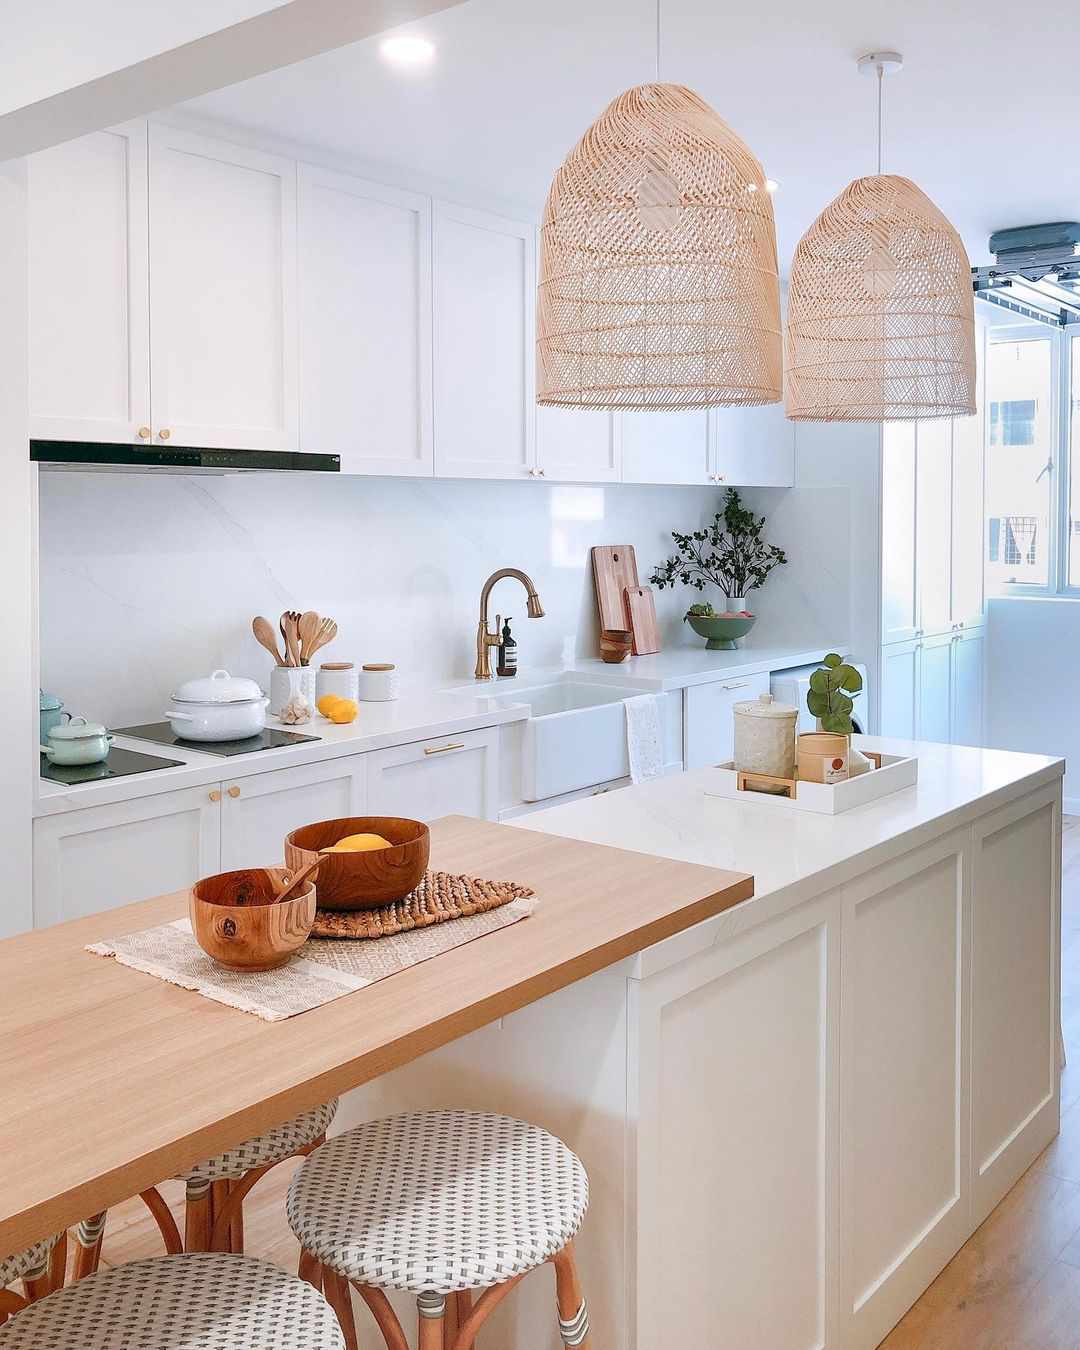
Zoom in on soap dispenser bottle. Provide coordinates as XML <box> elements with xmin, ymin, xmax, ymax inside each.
<box><xmin>496</xmin><ymin>618</ymin><xmax>518</xmax><ymax>677</ymax></box>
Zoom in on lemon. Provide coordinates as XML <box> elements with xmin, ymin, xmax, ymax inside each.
<box><xmin>325</xmin><ymin>833</ymin><xmax>393</xmax><ymax>853</ymax></box>
<box><xmin>327</xmin><ymin>699</ymin><xmax>358</xmax><ymax>724</ymax></box>
<box><xmin>317</xmin><ymin>694</ymin><xmax>345</xmax><ymax>717</ymax></box>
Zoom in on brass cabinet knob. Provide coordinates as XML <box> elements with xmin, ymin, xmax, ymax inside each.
<box><xmin>208</xmin><ymin>789</ymin><xmax>221</xmax><ymax>802</ymax></box>
<box><xmin>159</xmin><ymin>428</ymin><xmax>171</xmax><ymax>440</ymax></box>
<box><xmin>227</xmin><ymin>785</ymin><xmax>241</xmax><ymax>798</ymax></box>
<box><xmin>137</xmin><ymin>426</ymin><xmax>150</xmax><ymax>439</ymax></box>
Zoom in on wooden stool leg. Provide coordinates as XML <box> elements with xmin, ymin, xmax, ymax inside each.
<box><xmin>354</xmin><ymin>1285</ymin><xmax>410</xmax><ymax>1350</ymax></box>
<box><xmin>73</xmin><ymin>1213</ymin><xmax>107</xmax><ymax>1280</ymax></box>
<box><xmin>449</xmin><ymin>1276</ymin><xmax>523</xmax><ymax>1350</ymax></box>
<box><xmin>228</xmin><ymin>1180</ymin><xmax>245</xmax><ymax>1253</ymax></box>
<box><xmin>47</xmin><ymin>1232</ymin><xmax>67</xmax><ymax>1293</ymax></box>
<box><xmin>21</xmin><ymin>1251</ymin><xmax>54</xmax><ymax>1306</ymax></box>
<box><xmin>298</xmin><ymin>1248</ymin><xmax>322</xmax><ymax>1289</ymax></box>
<box><xmin>321</xmin><ymin>1267</ymin><xmax>359</xmax><ymax>1350</ymax></box>
<box><xmin>138</xmin><ymin>1187</ymin><xmax>183</xmax><ymax>1256</ymax></box>
<box><xmin>184</xmin><ymin>1182</ymin><xmax>211</xmax><ymax>1252</ymax></box>
<box><xmin>418</xmin><ymin>1292</ymin><xmax>446</xmax><ymax>1350</ymax></box>
<box><xmin>210</xmin><ymin>1181</ymin><xmax>230</xmax><ymax>1251</ymax></box>
<box><xmin>552</xmin><ymin>1242</ymin><xmax>591</xmax><ymax>1348</ymax></box>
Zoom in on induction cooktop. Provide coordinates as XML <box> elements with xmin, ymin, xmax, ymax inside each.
<box><xmin>113</xmin><ymin>723</ymin><xmax>322</xmax><ymax>756</ymax></box>
<box><xmin>40</xmin><ymin>745</ymin><xmax>185</xmax><ymax>785</ymax></box>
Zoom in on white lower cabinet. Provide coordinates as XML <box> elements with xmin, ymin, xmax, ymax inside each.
<box><xmin>880</xmin><ymin>628</ymin><xmax>984</xmax><ymax>745</ymax></box>
<box><xmin>218</xmin><ymin>758</ymin><xmax>367</xmax><ymax>871</ymax></box>
<box><xmin>683</xmin><ymin>671</ymin><xmax>770</xmax><ymax>769</ymax></box>
<box><xmin>33</xmin><ymin>785</ymin><xmax>221</xmax><ymax>927</ymax></box>
<box><xmin>366</xmin><ymin>729</ymin><xmax>499</xmax><ymax>822</ymax></box>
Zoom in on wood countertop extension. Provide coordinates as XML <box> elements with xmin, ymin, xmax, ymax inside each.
<box><xmin>0</xmin><ymin>815</ymin><xmax>752</xmax><ymax>1254</ymax></box>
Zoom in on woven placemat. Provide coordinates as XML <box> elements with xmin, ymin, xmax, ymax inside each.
<box><xmin>312</xmin><ymin>870</ymin><xmax>535</xmax><ymax>939</ymax></box>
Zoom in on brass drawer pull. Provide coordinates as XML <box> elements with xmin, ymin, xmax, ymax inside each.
<box><xmin>227</xmin><ymin>785</ymin><xmax>241</xmax><ymax>798</ymax></box>
<box><xmin>424</xmin><ymin>742</ymin><xmax>465</xmax><ymax>756</ymax></box>
<box><xmin>208</xmin><ymin>789</ymin><xmax>221</xmax><ymax>802</ymax></box>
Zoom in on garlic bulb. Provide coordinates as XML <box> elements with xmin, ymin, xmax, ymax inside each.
<box><xmin>279</xmin><ymin>694</ymin><xmax>313</xmax><ymax>725</ymax></box>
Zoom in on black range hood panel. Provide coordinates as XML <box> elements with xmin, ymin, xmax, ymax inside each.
<box><xmin>31</xmin><ymin>441</ymin><xmax>340</xmax><ymax>474</ymax></box>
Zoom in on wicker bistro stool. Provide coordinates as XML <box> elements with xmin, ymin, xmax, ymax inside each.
<box><xmin>0</xmin><ymin>1252</ymin><xmax>345</xmax><ymax>1348</ymax></box>
<box><xmin>74</xmin><ymin>1099</ymin><xmax>338</xmax><ymax>1276</ymax></box>
<box><xmin>286</xmin><ymin>1109</ymin><xmax>592</xmax><ymax>1350</ymax></box>
<box><xmin>0</xmin><ymin>1235</ymin><xmax>66</xmax><ymax>1324</ymax></box>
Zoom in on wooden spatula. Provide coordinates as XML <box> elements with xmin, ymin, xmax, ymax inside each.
<box><xmin>273</xmin><ymin>854</ymin><xmax>324</xmax><ymax>905</ymax></box>
<box><xmin>252</xmin><ymin>616</ymin><xmax>285</xmax><ymax>666</ymax></box>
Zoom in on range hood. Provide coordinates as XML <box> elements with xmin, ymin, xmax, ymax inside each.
<box><xmin>972</xmin><ymin>222</ymin><xmax>1080</xmax><ymax>327</ymax></box>
<box><xmin>30</xmin><ymin>441</ymin><xmax>341</xmax><ymax>475</ymax></box>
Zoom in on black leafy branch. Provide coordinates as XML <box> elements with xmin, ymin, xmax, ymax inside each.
<box><xmin>650</xmin><ymin>489</ymin><xmax>788</xmax><ymax>600</ymax></box>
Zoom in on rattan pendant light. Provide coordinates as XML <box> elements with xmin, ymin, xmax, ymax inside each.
<box><xmin>536</xmin><ymin>4</ymin><xmax>781</xmax><ymax>411</ymax></box>
<box><xmin>785</xmin><ymin>53</ymin><xmax>976</xmax><ymax>422</ymax></box>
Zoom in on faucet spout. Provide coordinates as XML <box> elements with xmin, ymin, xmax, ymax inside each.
<box><xmin>475</xmin><ymin>568</ymin><xmax>544</xmax><ymax>679</ymax></box>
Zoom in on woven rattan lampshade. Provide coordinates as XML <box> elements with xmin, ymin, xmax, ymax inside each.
<box><xmin>537</xmin><ymin>83</ymin><xmax>782</xmax><ymax>411</ymax></box>
<box><xmin>785</xmin><ymin>173</ymin><xmax>976</xmax><ymax>421</ymax></box>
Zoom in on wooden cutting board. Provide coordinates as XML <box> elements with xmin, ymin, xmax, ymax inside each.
<box><xmin>592</xmin><ymin>545</ymin><xmax>639</xmax><ymax>633</ymax></box>
<box><xmin>624</xmin><ymin>585</ymin><xmax>660</xmax><ymax>654</ymax></box>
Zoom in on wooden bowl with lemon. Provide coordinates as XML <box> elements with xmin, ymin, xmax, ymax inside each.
<box><xmin>283</xmin><ymin>816</ymin><xmax>429</xmax><ymax>911</ymax></box>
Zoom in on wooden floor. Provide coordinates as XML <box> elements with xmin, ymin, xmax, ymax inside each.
<box><xmin>18</xmin><ymin>818</ymin><xmax>1080</xmax><ymax>1345</ymax></box>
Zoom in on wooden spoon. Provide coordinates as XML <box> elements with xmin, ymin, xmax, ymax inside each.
<box><xmin>298</xmin><ymin>611</ymin><xmax>321</xmax><ymax>666</ymax></box>
<box><xmin>272</xmin><ymin>854</ymin><xmax>324</xmax><ymax>905</ymax></box>
<box><xmin>252</xmin><ymin>616</ymin><xmax>285</xmax><ymax>666</ymax></box>
<box><xmin>279</xmin><ymin>611</ymin><xmax>301</xmax><ymax>667</ymax></box>
<box><xmin>309</xmin><ymin>617</ymin><xmax>338</xmax><ymax>661</ymax></box>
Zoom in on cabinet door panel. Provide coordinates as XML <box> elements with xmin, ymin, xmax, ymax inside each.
<box><xmin>882</xmin><ymin>423</ymin><xmax>919</xmax><ymax>643</ymax></box>
<box><xmin>149</xmin><ymin>124</ymin><xmax>298</xmax><ymax>450</ymax></box>
<box><xmin>536</xmin><ymin>407</ymin><xmax>620</xmax><ymax>482</ymax></box>
<box><xmin>951</xmin><ymin>629</ymin><xmax>985</xmax><ymax>748</ymax></box>
<box><xmin>299</xmin><ymin>165</ymin><xmax>432</xmax><ymax>475</ymax></box>
<box><xmin>709</xmin><ymin>403</ymin><xmax>795</xmax><ymax>487</ymax></box>
<box><xmin>367</xmin><ymin>729</ymin><xmax>498</xmax><ymax>821</ymax></box>
<box><xmin>28</xmin><ymin>122</ymin><xmax>150</xmax><ymax>443</ymax></box>
<box><xmin>951</xmin><ymin>410</ymin><xmax>985</xmax><ymax>628</ymax></box>
<box><xmin>32</xmin><ymin>787</ymin><xmax>220</xmax><ymax>928</ymax></box>
<box><xmin>219</xmin><ymin>759</ymin><xmax>366</xmax><ymax>871</ymax></box>
<box><xmin>918</xmin><ymin>634</ymin><xmax>953</xmax><ymax>743</ymax></box>
<box><xmin>880</xmin><ymin>641</ymin><xmax>919</xmax><ymax>740</ymax></box>
<box><xmin>433</xmin><ymin>203</ymin><xmax>534</xmax><ymax>478</ymax></box>
<box><xmin>620</xmin><ymin>410</ymin><xmax>710</xmax><ymax>484</ymax></box>
<box><xmin>683</xmin><ymin>673</ymin><xmax>770</xmax><ymax>770</ymax></box>
<box><xmin>916</xmin><ymin>420</ymin><xmax>953</xmax><ymax>636</ymax></box>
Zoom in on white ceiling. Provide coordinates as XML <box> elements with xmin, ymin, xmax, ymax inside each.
<box><xmin>183</xmin><ymin>0</ymin><xmax>1080</xmax><ymax>267</ymax></box>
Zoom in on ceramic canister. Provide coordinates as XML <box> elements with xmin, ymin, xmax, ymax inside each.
<box><xmin>270</xmin><ymin>665</ymin><xmax>317</xmax><ymax>717</ymax></box>
<box><xmin>317</xmin><ymin>662</ymin><xmax>359</xmax><ymax>704</ymax></box>
<box><xmin>797</xmin><ymin>732</ymin><xmax>850</xmax><ymax>784</ymax></box>
<box><xmin>357</xmin><ymin>663</ymin><xmax>399</xmax><ymax>702</ymax></box>
<box><xmin>733</xmin><ymin>692</ymin><xmax>799</xmax><ymax>778</ymax></box>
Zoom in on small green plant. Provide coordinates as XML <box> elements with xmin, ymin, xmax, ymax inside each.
<box><xmin>651</xmin><ymin>488</ymin><xmax>787</xmax><ymax>601</ymax></box>
<box><xmin>683</xmin><ymin>601</ymin><xmax>715</xmax><ymax>622</ymax></box>
<box><xmin>807</xmin><ymin>653</ymin><xmax>864</xmax><ymax>735</ymax></box>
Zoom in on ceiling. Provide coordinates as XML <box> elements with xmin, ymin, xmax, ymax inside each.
<box><xmin>183</xmin><ymin>0</ymin><xmax>1080</xmax><ymax>268</ymax></box>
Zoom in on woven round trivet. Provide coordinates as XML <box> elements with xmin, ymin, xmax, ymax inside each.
<box><xmin>311</xmin><ymin>870</ymin><xmax>535</xmax><ymax>940</ymax></box>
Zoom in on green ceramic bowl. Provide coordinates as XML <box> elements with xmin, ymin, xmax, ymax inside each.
<box><xmin>686</xmin><ymin>612</ymin><xmax>757</xmax><ymax>650</ymax></box>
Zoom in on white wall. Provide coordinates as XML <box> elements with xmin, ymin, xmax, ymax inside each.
<box><xmin>985</xmin><ymin>596</ymin><xmax>1080</xmax><ymax>809</ymax></box>
<box><xmin>37</xmin><ymin>469</ymin><xmax>851</xmax><ymax>729</ymax></box>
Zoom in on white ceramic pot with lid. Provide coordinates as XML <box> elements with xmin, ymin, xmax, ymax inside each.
<box><xmin>733</xmin><ymin>692</ymin><xmax>799</xmax><ymax>779</ymax></box>
<box><xmin>165</xmin><ymin>669</ymin><xmax>268</xmax><ymax>742</ymax></box>
<box><xmin>40</xmin><ymin>715</ymin><xmax>114</xmax><ymax>766</ymax></box>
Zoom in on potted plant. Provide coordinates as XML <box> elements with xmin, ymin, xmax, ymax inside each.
<box><xmin>803</xmin><ymin>653</ymin><xmax>873</xmax><ymax>778</ymax></box>
<box><xmin>650</xmin><ymin>489</ymin><xmax>787</xmax><ymax>649</ymax></box>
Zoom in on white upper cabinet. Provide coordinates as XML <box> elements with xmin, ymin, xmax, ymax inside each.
<box><xmin>148</xmin><ymin>124</ymin><xmax>298</xmax><ymax>450</ymax></box>
<box><xmin>298</xmin><ymin>165</ymin><xmax>432</xmax><ymax>475</ymax></box>
<box><xmin>433</xmin><ymin>202</ymin><xmax>536</xmax><ymax>478</ymax></box>
<box><xmin>709</xmin><ymin>402</ymin><xmax>795</xmax><ymax>487</ymax></box>
<box><xmin>620</xmin><ymin>409</ymin><xmax>711</xmax><ymax>484</ymax></box>
<box><xmin>28</xmin><ymin>123</ymin><xmax>150</xmax><ymax>444</ymax></box>
<box><xmin>536</xmin><ymin>408</ymin><xmax>620</xmax><ymax>482</ymax></box>
<box><xmin>915</xmin><ymin>419</ymin><xmax>953</xmax><ymax>636</ymax></box>
<box><xmin>882</xmin><ymin>422</ymin><xmax>919</xmax><ymax>644</ymax></box>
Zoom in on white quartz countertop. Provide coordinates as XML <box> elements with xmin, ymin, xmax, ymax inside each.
<box><xmin>34</xmin><ymin>691</ymin><xmax>531</xmax><ymax>817</ymax></box>
<box><xmin>511</xmin><ymin>735</ymin><xmax>1064</xmax><ymax>970</ymax></box>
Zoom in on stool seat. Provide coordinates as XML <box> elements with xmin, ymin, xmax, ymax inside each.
<box><xmin>177</xmin><ymin>1099</ymin><xmax>338</xmax><ymax>1185</ymax></box>
<box><xmin>0</xmin><ymin>1253</ymin><xmax>344</xmax><ymax>1348</ymax></box>
<box><xmin>0</xmin><ymin>1236</ymin><xmax>60</xmax><ymax>1289</ymax></box>
<box><xmin>286</xmin><ymin>1109</ymin><xmax>588</xmax><ymax>1294</ymax></box>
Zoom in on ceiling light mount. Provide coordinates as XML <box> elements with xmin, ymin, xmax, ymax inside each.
<box><xmin>857</xmin><ymin>51</ymin><xmax>903</xmax><ymax>79</ymax></box>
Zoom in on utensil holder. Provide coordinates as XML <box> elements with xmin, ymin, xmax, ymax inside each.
<box><xmin>270</xmin><ymin>665</ymin><xmax>316</xmax><ymax>717</ymax></box>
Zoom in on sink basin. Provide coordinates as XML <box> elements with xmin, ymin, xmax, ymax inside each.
<box><xmin>489</xmin><ymin>677</ymin><xmax>642</xmax><ymax>801</ymax></box>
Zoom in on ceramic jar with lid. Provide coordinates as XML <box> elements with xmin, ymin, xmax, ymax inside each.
<box><xmin>40</xmin><ymin>715</ymin><xmax>114</xmax><ymax>766</ymax></box>
<box><xmin>358</xmin><ymin>663</ymin><xmax>399</xmax><ymax>702</ymax></box>
<box><xmin>797</xmin><ymin>732</ymin><xmax>850</xmax><ymax>784</ymax></box>
<box><xmin>733</xmin><ymin>692</ymin><xmax>799</xmax><ymax>778</ymax></box>
<box><xmin>316</xmin><ymin>662</ymin><xmax>358</xmax><ymax>704</ymax></box>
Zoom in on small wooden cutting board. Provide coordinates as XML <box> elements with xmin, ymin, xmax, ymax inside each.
<box><xmin>624</xmin><ymin>585</ymin><xmax>660</xmax><ymax>654</ymax></box>
<box><xmin>592</xmin><ymin>545</ymin><xmax>639</xmax><ymax>633</ymax></box>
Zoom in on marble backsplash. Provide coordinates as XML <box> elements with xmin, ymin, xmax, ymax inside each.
<box><xmin>37</xmin><ymin>467</ymin><xmax>851</xmax><ymax>729</ymax></box>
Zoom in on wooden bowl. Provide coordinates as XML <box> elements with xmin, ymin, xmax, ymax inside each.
<box><xmin>600</xmin><ymin>628</ymin><xmax>633</xmax><ymax>663</ymax></box>
<box><xmin>284</xmin><ymin>816</ymin><xmax>430</xmax><ymax>911</ymax></box>
<box><xmin>189</xmin><ymin>868</ymin><xmax>316</xmax><ymax>971</ymax></box>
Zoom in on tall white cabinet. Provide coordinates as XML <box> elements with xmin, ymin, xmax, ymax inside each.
<box><xmin>880</xmin><ymin>412</ymin><xmax>987</xmax><ymax>746</ymax></box>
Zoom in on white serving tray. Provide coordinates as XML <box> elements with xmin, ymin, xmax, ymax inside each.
<box><xmin>703</xmin><ymin>751</ymin><xmax>918</xmax><ymax>815</ymax></box>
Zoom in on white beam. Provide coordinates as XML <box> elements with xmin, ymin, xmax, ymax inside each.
<box><xmin>0</xmin><ymin>0</ymin><xmax>466</xmax><ymax>161</ymax></box>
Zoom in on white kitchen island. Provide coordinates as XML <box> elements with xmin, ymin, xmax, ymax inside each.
<box><xmin>339</xmin><ymin>736</ymin><xmax>1063</xmax><ymax>1350</ymax></box>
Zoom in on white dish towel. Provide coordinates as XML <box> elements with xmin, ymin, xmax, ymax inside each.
<box><xmin>625</xmin><ymin>694</ymin><xmax>665</xmax><ymax>785</ymax></box>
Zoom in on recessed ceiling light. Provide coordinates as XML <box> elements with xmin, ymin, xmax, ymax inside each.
<box><xmin>379</xmin><ymin>35</ymin><xmax>436</xmax><ymax>67</ymax></box>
